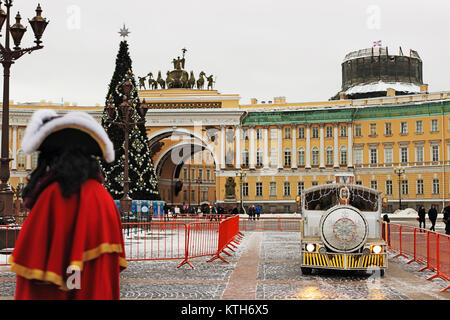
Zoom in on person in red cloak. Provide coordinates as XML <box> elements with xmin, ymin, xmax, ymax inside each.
<box><xmin>9</xmin><ymin>110</ymin><xmax>127</xmax><ymax>300</ymax></box>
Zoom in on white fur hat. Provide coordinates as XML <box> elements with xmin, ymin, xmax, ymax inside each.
<box><xmin>21</xmin><ymin>109</ymin><xmax>115</xmax><ymax>163</ymax></box>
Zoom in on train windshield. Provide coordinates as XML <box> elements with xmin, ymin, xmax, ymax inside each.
<box><xmin>302</xmin><ymin>184</ymin><xmax>380</xmax><ymax>212</ymax></box>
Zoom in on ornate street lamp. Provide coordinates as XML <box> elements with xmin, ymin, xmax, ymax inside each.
<box><xmin>394</xmin><ymin>166</ymin><xmax>405</xmax><ymax>210</ymax></box>
<box><xmin>105</xmin><ymin>71</ymin><xmax>148</xmax><ymax>218</ymax></box>
<box><xmin>0</xmin><ymin>1</ymin><xmax>49</xmax><ymax>223</ymax></box>
<box><xmin>235</xmin><ymin>169</ymin><xmax>246</xmax><ymax>215</ymax></box>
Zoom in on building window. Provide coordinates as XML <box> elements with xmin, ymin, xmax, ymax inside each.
<box><xmin>270</xmin><ymin>128</ymin><xmax>277</xmax><ymax>140</ymax></box>
<box><xmin>354</xmin><ymin>149</ymin><xmax>363</xmax><ymax>165</ymax></box>
<box><xmin>183</xmin><ymin>190</ymin><xmax>188</xmax><ymax>202</ymax></box>
<box><xmin>31</xmin><ymin>152</ymin><xmax>39</xmax><ymax>169</ymax></box>
<box><xmin>284</xmin><ymin>127</ymin><xmax>291</xmax><ymax>139</ymax></box>
<box><xmin>297</xmin><ymin>181</ymin><xmax>304</xmax><ymax>195</ymax></box>
<box><xmin>256</xmin><ymin>149</ymin><xmax>263</xmax><ymax>167</ymax></box>
<box><xmin>183</xmin><ymin>168</ymin><xmax>188</xmax><ymax>180</ymax></box>
<box><xmin>340</xmin><ymin>125</ymin><xmax>347</xmax><ymax>137</ymax></box>
<box><xmin>312</xmin><ymin>126</ymin><xmax>319</xmax><ymax>139</ymax></box>
<box><xmin>431</xmin><ymin>119</ymin><xmax>438</xmax><ymax>132</ymax></box>
<box><xmin>256</xmin><ymin>182</ymin><xmax>263</xmax><ymax>197</ymax></box>
<box><xmin>242</xmin><ymin>149</ymin><xmax>249</xmax><ymax>167</ymax></box>
<box><xmin>311</xmin><ymin>181</ymin><xmax>319</xmax><ymax>186</ymax></box>
<box><xmin>298</xmin><ymin>148</ymin><xmax>305</xmax><ymax>166</ymax></box>
<box><xmin>370</xmin><ymin>148</ymin><xmax>378</xmax><ymax>164</ymax></box>
<box><xmin>256</xmin><ymin>128</ymin><xmax>263</xmax><ymax>140</ymax></box>
<box><xmin>269</xmin><ymin>182</ymin><xmax>277</xmax><ymax>196</ymax></box>
<box><xmin>432</xmin><ymin>179</ymin><xmax>440</xmax><ymax>194</ymax></box>
<box><xmin>401</xmin><ymin>122</ymin><xmax>408</xmax><ymax>135</ymax></box>
<box><xmin>326</xmin><ymin>126</ymin><xmax>333</xmax><ymax>138</ymax></box>
<box><xmin>198</xmin><ymin>168</ymin><xmax>203</xmax><ymax>180</ymax></box>
<box><xmin>401</xmin><ymin>180</ymin><xmax>408</xmax><ymax>195</ymax></box>
<box><xmin>369</xmin><ymin>123</ymin><xmax>377</xmax><ymax>136</ymax></box>
<box><xmin>191</xmin><ymin>189</ymin><xmax>196</xmax><ymax>202</ymax></box>
<box><xmin>416</xmin><ymin>179</ymin><xmax>424</xmax><ymax>195</ymax></box>
<box><xmin>242</xmin><ymin>182</ymin><xmax>249</xmax><ymax>197</ymax></box>
<box><xmin>370</xmin><ymin>180</ymin><xmax>378</xmax><ymax>190</ymax></box>
<box><xmin>385</xmin><ymin>122</ymin><xmax>392</xmax><ymax>136</ymax></box>
<box><xmin>400</xmin><ymin>147</ymin><xmax>408</xmax><ymax>163</ymax></box>
<box><xmin>384</xmin><ymin>147</ymin><xmax>393</xmax><ymax>164</ymax></box>
<box><xmin>298</xmin><ymin>127</ymin><xmax>305</xmax><ymax>139</ymax></box>
<box><xmin>283</xmin><ymin>182</ymin><xmax>291</xmax><ymax>196</ymax></box>
<box><xmin>386</xmin><ymin>180</ymin><xmax>393</xmax><ymax>195</ymax></box>
<box><xmin>415</xmin><ymin>120</ymin><xmax>423</xmax><ymax>134</ymax></box>
<box><xmin>284</xmin><ymin>149</ymin><xmax>291</xmax><ymax>167</ymax></box>
<box><xmin>270</xmin><ymin>148</ymin><xmax>277</xmax><ymax>167</ymax></box>
<box><xmin>340</xmin><ymin>147</ymin><xmax>347</xmax><ymax>165</ymax></box>
<box><xmin>17</xmin><ymin>150</ymin><xmax>25</xmax><ymax>168</ymax></box>
<box><xmin>326</xmin><ymin>148</ymin><xmax>334</xmax><ymax>165</ymax></box>
<box><xmin>354</xmin><ymin>124</ymin><xmax>362</xmax><ymax>137</ymax></box>
<box><xmin>356</xmin><ymin>180</ymin><xmax>363</xmax><ymax>185</ymax></box>
<box><xmin>415</xmin><ymin>146</ymin><xmax>424</xmax><ymax>163</ymax></box>
<box><xmin>312</xmin><ymin>147</ymin><xmax>319</xmax><ymax>166</ymax></box>
<box><xmin>431</xmin><ymin>145</ymin><xmax>439</xmax><ymax>162</ymax></box>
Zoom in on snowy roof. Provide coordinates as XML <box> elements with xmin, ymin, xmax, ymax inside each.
<box><xmin>344</xmin><ymin>81</ymin><xmax>422</xmax><ymax>95</ymax></box>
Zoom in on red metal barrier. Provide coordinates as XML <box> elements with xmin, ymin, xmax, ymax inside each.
<box><xmin>178</xmin><ymin>221</ymin><xmax>220</xmax><ymax>268</ymax></box>
<box><xmin>387</xmin><ymin>223</ymin><xmax>450</xmax><ymax>292</ymax></box>
<box><xmin>0</xmin><ymin>225</ymin><xmax>20</xmax><ymax>266</ymax></box>
<box><xmin>207</xmin><ymin>215</ymin><xmax>242</xmax><ymax>264</ymax></box>
<box><xmin>122</xmin><ymin>222</ymin><xmax>187</xmax><ymax>262</ymax></box>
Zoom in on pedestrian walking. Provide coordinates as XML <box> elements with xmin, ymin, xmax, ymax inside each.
<box><xmin>428</xmin><ymin>204</ymin><xmax>438</xmax><ymax>232</ymax></box>
<box><xmin>418</xmin><ymin>205</ymin><xmax>426</xmax><ymax>230</ymax></box>
<box><xmin>255</xmin><ymin>205</ymin><xmax>261</xmax><ymax>220</ymax></box>
<box><xmin>443</xmin><ymin>202</ymin><xmax>450</xmax><ymax>236</ymax></box>
<box><xmin>9</xmin><ymin>110</ymin><xmax>127</xmax><ymax>300</ymax></box>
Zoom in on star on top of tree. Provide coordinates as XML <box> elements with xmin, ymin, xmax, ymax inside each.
<box><xmin>118</xmin><ymin>24</ymin><xmax>130</xmax><ymax>39</ymax></box>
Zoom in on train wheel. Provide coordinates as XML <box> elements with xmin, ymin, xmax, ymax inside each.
<box><xmin>301</xmin><ymin>267</ymin><xmax>312</xmax><ymax>275</ymax></box>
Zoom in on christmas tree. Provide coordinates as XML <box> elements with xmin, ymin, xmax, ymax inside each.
<box><xmin>100</xmin><ymin>40</ymin><xmax>160</xmax><ymax>200</ymax></box>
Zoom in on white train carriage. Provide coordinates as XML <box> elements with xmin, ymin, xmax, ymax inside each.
<box><xmin>300</xmin><ymin>174</ymin><xmax>387</xmax><ymax>275</ymax></box>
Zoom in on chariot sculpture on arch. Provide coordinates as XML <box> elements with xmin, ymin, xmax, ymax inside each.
<box><xmin>142</xmin><ymin>48</ymin><xmax>216</xmax><ymax>90</ymax></box>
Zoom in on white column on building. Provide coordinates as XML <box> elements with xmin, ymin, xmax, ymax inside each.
<box><xmin>220</xmin><ymin>125</ymin><xmax>226</xmax><ymax>169</ymax></box>
<box><xmin>263</xmin><ymin>125</ymin><xmax>269</xmax><ymax>169</ymax></box>
<box><xmin>347</xmin><ymin>122</ymin><xmax>353</xmax><ymax>168</ymax></box>
<box><xmin>249</xmin><ymin>126</ymin><xmax>256</xmax><ymax>170</ymax></box>
<box><xmin>319</xmin><ymin>123</ymin><xmax>325</xmax><ymax>168</ymax></box>
<box><xmin>291</xmin><ymin>125</ymin><xmax>297</xmax><ymax>169</ymax></box>
<box><xmin>12</xmin><ymin>125</ymin><xmax>17</xmax><ymax>170</ymax></box>
<box><xmin>277</xmin><ymin>125</ymin><xmax>283</xmax><ymax>169</ymax></box>
<box><xmin>235</xmin><ymin>125</ymin><xmax>241</xmax><ymax>169</ymax></box>
<box><xmin>333</xmin><ymin>123</ymin><xmax>339</xmax><ymax>168</ymax></box>
<box><xmin>305</xmin><ymin>124</ymin><xmax>311</xmax><ymax>169</ymax></box>
<box><xmin>26</xmin><ymin>155</ymin><xmax>31</xmax><ymax>170</ymax></box>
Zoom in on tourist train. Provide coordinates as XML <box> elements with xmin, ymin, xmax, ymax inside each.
<box><xmin>300</xmin><ymin>173</ymin><xmax>387</xmax><ymax>275</ymax></box>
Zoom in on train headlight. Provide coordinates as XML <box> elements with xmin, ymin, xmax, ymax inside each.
<box><xmin>371</xmin><ymin>245</ymin><xmax>382</xmax><ymax>254</ymax></box>
<box><xmin>306</xmin><ymin>243</ymin><xmax>316</xmax><ymax>253</ymax></box>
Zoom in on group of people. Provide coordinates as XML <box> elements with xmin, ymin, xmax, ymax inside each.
<box><xmin>247</xmin><ymin>205</ymin><xmax>262</xmax><ymax>220</ymax></box>
<box><xmin>417</xmin><ymin>203</ymin><xmax>450</xmax><ymax>235</ymax></box>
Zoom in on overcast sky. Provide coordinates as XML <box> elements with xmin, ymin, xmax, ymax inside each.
<box><xmin>4</xmin><ymin>0</ymin><xmax>450</xmax><ymax>106</ymax></box>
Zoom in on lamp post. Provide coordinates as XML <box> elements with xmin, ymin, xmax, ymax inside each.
<box><xmin>394</xmin><ymin>166</ymin><xmax>405</xmax><ymax>210</ymax></box>
<box><xmin>197</xmin><ymin>178</ymin><xmax>202</xmax><ymax>208</ymax></box>
<box><xmin>105</xmin><ymin>71</ymin><xmax>148</xmax><ymax>221</ymax></box>
<box><xmin>236</xmin><ymin>169</ymin><xmax>246</xmax><ymax>215</ymax></box>
<box><xmin>0</xmin><ymin>1</ymin><xmax>48</xmax><ymax>223</ymax></box>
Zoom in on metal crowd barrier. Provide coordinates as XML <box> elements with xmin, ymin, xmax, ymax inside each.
<box><xmin>385</xmin><ymin>222</ymin><xmax>450</xmax><ymax>293</ymax></box>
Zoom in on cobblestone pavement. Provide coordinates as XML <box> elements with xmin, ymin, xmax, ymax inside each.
<box><xmin>0</xmin><ymin>230</ymin><xmax>449</xmax><ymax>300</ymax></box>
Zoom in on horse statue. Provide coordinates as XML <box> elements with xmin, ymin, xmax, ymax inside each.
<box><xmin>206</xmin><ymin>74</ymin><xmax>215</xmax><ymax>90</ymax></box>
<box><xmin>156</xmin><ymin>71</ymin><xmax>165</xmax><ymax>89</ymax></box>
<box><xmin>166</xmin><ymin>71</ymin><xmax>174</xmax><ymax>89</ymax></box>
<box><xmin>197</xmin><ymin>71</ymin><xmax>206</xmax><ymax>90</ymax></box>
<box><xmin>138</xmin><ymin>76</ymin><xmax>147</xmax><ymax>90</ymax></box>
<box><xmin>188</xmin><ymin>71</ymin><xmax>196</xmax><ymax>89</ymax></box>
<box><xmin>147</xmin><ymin>72</ymin><xmax>158</xmax><ymax>90</ymax></box>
